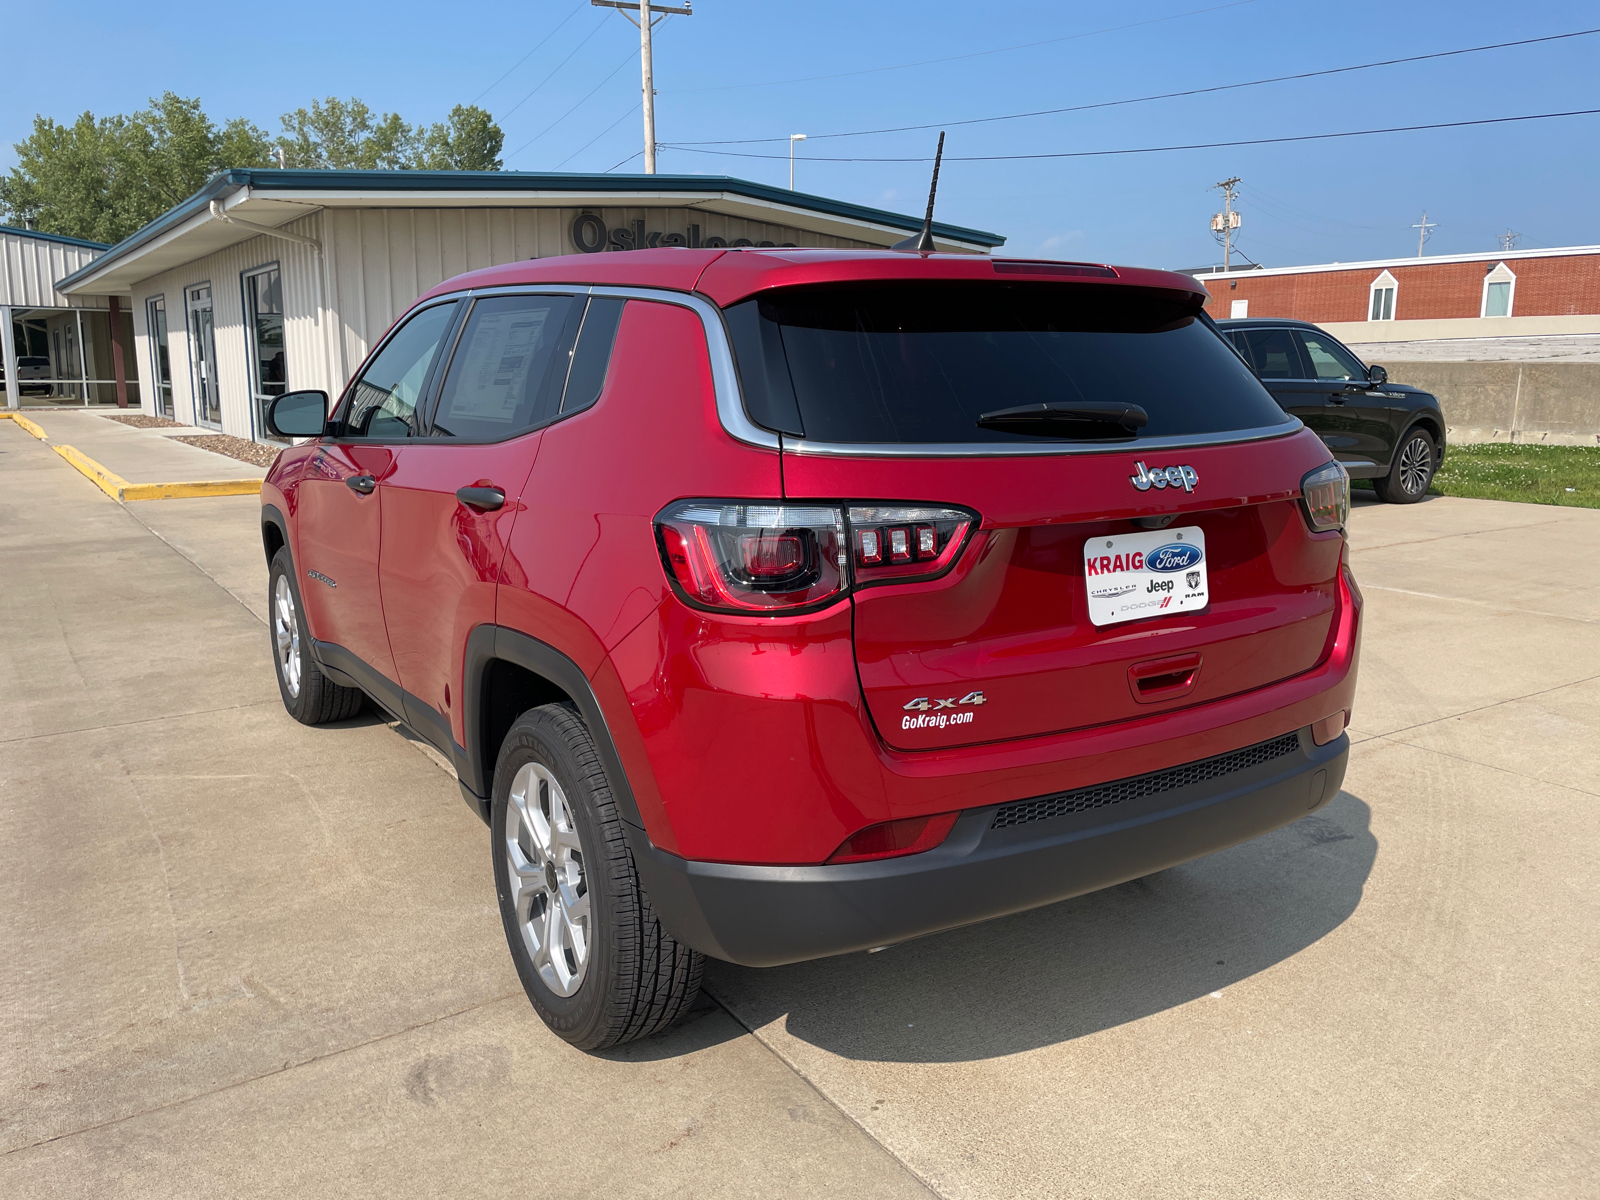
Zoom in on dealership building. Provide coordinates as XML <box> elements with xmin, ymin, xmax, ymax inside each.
<box><xmin>3</xmin><ymin>169</ymin><xmax>1002</xmax><ymax>438</ymax></box>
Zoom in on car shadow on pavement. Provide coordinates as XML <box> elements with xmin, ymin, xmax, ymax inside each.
<box><xmin>700</xmin><ymin>793</ymin><xmax>1376</xmax><ymax>1063</ymax></box>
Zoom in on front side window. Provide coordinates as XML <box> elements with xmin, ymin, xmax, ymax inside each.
<box><xmin>245</xmin><ymin>266</ymin><xmax>287</xmax><ymax>400</ymax></box>
<box><xmin>726</xmin><ymin>283</ymin><xmax>1290</xmax><ymax>444</ymax></box>
<box><xmin>1298</xmin><ymin>332</ymin><xmax>1366</xmax><ymax>381</ymax></box>
<box><xmin>429</xmin><ymin>295</ymin><xmax>580</xmax><ymax>439</ymax></box>
<box><xmin>342</xmin><ymin>301</ymin><xmax>458</xmax><ymax>438</ymax></box>
<box><xmin>1237</xmin><ymin>327</ymin><xmax>1308</xmax><ymax>379</ymax></box>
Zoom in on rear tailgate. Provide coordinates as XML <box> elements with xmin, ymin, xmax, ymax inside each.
<box><xmin>784</xmin><ymin>429</ymin><xmax>1343</xmax><ymax>750</ymax></box>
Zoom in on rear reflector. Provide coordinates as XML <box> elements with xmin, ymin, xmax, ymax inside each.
<box><xmin>1312</xmin><ymin>710</ymin><xmax>1349</xmax><ymax>746</ymax></box>
<box><xmin>826</xmin><ymin>812</ymin><xmax>960</xmax><ymax>864</ymax></box>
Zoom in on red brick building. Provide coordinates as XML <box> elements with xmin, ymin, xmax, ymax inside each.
<box><xmin>1196</xmin><ymin>245</ymin><xmax>1600</xmax><ymax>345</ymax></box>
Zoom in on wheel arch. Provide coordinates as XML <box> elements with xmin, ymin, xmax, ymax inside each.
<box><xmin>461</xmin><ymin>626</ymin><xmax>645</xmax><ymax>830</ymax></box>
<box><xmin>262</xmin><ymin>503</ymin><xmax>289</xmax><ymax>566</ymax></box>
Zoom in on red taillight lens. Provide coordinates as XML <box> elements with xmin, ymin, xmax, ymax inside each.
<box><xmin>1300</xmin><ymin>461</ymin><xmax>1350</xmax><ymax>532</ymax></box>
<box><xmin>847</xmin><ymin>506</ymin><xmax>974</xmax><ymax>584</ymax></box>
<box><xmin>655</xmin><ymin>502</ymin><xmax>848</xmax><ymax>613</ymax></box>
<box><xmin>655</xmin><ymin>502</ymin><xmax>978</xmax><ymax>614</ymax></box>
<box><xmin>826</xmin><ymin>811</ymin><xmax>960</xmax><ymax>864</ymax></box>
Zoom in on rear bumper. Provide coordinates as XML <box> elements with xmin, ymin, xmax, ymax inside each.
<box><xmin>631</xmin><ymin>726</ymin><xmax>1348</xmax><ymax>967</ymax></box>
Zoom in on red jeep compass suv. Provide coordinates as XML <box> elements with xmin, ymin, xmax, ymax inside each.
<box><xmin>261</xmin><ymin>248</ymin><xmax>1360</xmax><ymax>1049</ymax></box>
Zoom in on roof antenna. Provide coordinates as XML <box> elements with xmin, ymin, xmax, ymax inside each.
<box><xmin>892</xmin><ymin>131</ymin><xmax>944</xmax><ymax>253</ymax></box>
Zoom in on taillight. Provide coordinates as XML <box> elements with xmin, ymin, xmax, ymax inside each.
<box><xmin>655</xmin><ymin>501</ymin><xmax>977</xmax><ymax>615</ymax></box>
<box><xmin>655</xmin><ymin>502</ymin><xmax>848</xmax><ymax>613</ymax></box>
<box><xmin>846</xmin><ymin>506</ymin><xmax>973</xmax><ymax>582</ymax></box>
<box><xmin>826</xmin><ymin>811</ymin><xmax>960</xmax><ymax>864</ymax></box>
<box><xmin>1300</xmin><ymin>461</ymin><xmax>1350</xmax><ymax>532</ymax></box>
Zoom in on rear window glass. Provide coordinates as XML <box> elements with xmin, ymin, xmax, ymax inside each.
<box><xmin>726</xmin><ymin>283</ymin><xmax>1291</xmax><ymax>444</ymax></box>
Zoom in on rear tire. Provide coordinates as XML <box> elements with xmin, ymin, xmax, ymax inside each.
<box><xmin>268</xmin><ymin>547</ymin><xmax>365</xmax><ymax>724</ymax></box>
<box><xmin>491</xmin><ymin>703</ymin><xmax>702</xmax><ymax>1050</ymax></box>
<box><xmin>1373</xmin><ymin>427</ymin><xmax>1437</xmax><ymax>504</ymax></box>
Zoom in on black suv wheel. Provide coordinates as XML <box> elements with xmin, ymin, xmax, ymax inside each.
<box><xmin>491</xmin><ymin>703</ymin><xmax>702</xmax><ymax>1049</ymax></box>
<box><xmin>1373</xmin><ymin>428</ymin><xmax>1437</xmax><ymax>504</ymax></box>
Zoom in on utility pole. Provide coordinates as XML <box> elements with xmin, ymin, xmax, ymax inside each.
<box><xmin>593</xmin><ymin>0</ymin><xmax>692</xmax><ymax>174</ymax></box>
<box><xmin>1412</xmin><ymin>210</ymin><xmax>1437</xmax><ymax>256</ymax></box>
<box><xmin>1498</xmin><ymin>228</ymin><xmax>1522</xmax><ymax>252</ymax></box>
<box><xmin>789</xmin><ymin>134</ymin><xmax>807</xmax><ymax>190</ymax></box>
<box><xmin>1210</xmin><ymin>177</ymin><xmax>1242</xmax><ymax>271</ymax></box>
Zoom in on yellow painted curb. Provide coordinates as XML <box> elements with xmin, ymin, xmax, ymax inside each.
<box><xmin>0</xmin><ymin>411</ymin><xmax>48</xmax><ymax>439</ymax></box>
<box><xmin>52</xmin><ymin>443</ymin><xmax>263</xmax><ymax>502</ymax></box>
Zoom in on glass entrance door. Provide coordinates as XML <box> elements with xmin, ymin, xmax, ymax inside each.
<box><xmin>187</xmin><ymin>285</ymin><xmax>220</xmax><ymax>426</ymax></box>
<box><xmin>148</xmin><ymin>297</ymin><xmax>175</xmax><ymax>419</ymax></box>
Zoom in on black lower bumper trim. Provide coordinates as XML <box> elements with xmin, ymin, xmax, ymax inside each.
<box><xmin>629</xmin><ymin>728</ymin><xmax>1348</xmax><ymax>968</ymax></box>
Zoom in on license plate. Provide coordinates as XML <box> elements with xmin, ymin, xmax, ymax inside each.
<box><xmin>1083</xmin><ymin>526</ymin><xmax>1209</xmax><ymax>627</ymax></box>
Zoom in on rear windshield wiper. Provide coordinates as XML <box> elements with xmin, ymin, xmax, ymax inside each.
<box><xmin>976</xmin><ymin>402</ymin><xmax>1148</xmax><ymax>439</ymax></box>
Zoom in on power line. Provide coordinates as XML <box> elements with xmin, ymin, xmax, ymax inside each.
<box><xmin>671</xmin><ymin>0</ymin><xmax>1263</xmax><ymax>94</ymax></box>
<box><xmin>508</xmin><ymin>50</ymin><xmax>638</xmax><ymax>160</ymax></box>
<box><xmin>670</xmin><ymin>27</ymin><xmax>1600</xmax><ymax>146</ymax></box>
<box><xmin>470</xmin><ymin>1</ymin><xmax>589</xmax><ymax>105</ymax></box>
<box><xmin>555</xmin><ymin>102</ymin><xmax>642</xmax><ymax>169</ymax></box>
<box><xmin>499</xmin><ymin>15</ymin><xmax>611</xmax><ymax>122</ymax></box>
<box><xmin>660</xmin><ymin>109</ymin><xmax>1600</xmax><ymax>163</ymax></box>
<box><xmin>605</xmin><ymin>149</ymin><xmax>644</xmax><ymax>172</ymax></box>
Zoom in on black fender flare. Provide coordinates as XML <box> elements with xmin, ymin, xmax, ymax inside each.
<box><xmin>461</xmin><ymin>626</ymin><xmax>645</xmax><ymax>830</ymax></box>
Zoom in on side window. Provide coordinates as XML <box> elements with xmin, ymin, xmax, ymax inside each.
<box><xmin>1297</xmin><ymin>332</ymin><xmax>1366</xmax><ymax>382</ymax></box>
<box><xmin>1238</xmin><ymin>328</ymin><xmax>1308</xmax><ymax>380</ymax></box>
<box><xmin>559</xmin><ymin>297</ymin><xmax>626</xmax><ymax>416</ymax></box>
<box><xmin>429</xmin><ymin>295</ymin><xmax>580</xmax><ymax>439</ymax></box>
<box><xmin>343</xmin><ymin>302</ymin><xmax>458</xmax><ymax>438</ymax></box>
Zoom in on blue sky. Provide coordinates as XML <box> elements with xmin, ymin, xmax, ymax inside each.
<box><xmin>3</xmin><ymin>0</ymin><xmax>1596</xmax><ymax>267</ymax></box>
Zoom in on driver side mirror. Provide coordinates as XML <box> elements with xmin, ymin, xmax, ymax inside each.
<box><xmin>265</xmin><ymin>390</ymin><xmax>329</xmax><ymax>438</ymax></box>
<box><xmin>1366</xmin><ymin>364</ymin><xmax>1388</xmax><ymax>386</ymax></box>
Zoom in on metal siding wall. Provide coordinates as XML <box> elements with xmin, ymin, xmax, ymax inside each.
<box><xmin>124</xmin><ymin>212</ymin><xmax>330</xmax><ymax>435</ymax></box>
<box><xmin>0</xmin><ymin>233</ymin><xmax>110</xmax><ymax>308</ymax></box>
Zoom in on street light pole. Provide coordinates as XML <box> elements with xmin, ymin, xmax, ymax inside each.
<box><xmin>789</xmin><ymin>134</ymin><xmax>806</xmax><ymax>190</ymax></box>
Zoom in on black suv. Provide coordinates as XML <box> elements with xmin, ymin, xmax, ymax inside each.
<box><xmin>1216</xmin><ymin>318</ymin><xmax>1445</xmax><ymax>503</ymax></box>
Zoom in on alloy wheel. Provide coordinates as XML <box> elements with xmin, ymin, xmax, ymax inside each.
<box><xmin>1398</xmin><ymin>435</ymin><xmax>1433</xmax><ymax>496</ymax></box>
<box><xmin>273</xmin><ymin>574</ymin><xmax>301</xmax><ymax>697</ymax></box>
<box><xmin>506</xmin><ymin>762</ymin><xmax>591</xmax><ymax>997</ymax></box>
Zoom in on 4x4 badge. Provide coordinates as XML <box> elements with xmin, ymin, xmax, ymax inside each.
<box><xmin>904</xmin><ymin>692</ymin><xmax>987</xmax><ymax>711</ymax></box>
<box><xmin>1130</xmin><ymin>462</ymin><xmax>1199</xmax><ymax>492</ymax></box>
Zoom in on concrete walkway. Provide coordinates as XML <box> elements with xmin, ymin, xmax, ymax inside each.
<box><xmin>14</xmin><ymin>410</ymin><xmax>266</xmax><ymax>483</ymax></box>
<box><xmin>2</xmin><ymin>420</ymin><xmax>1595</xmax><ymax>1198</ymax></box>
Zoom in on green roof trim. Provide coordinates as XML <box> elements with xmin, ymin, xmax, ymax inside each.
<box><xmin>55</xmin><ymin>167</ymin><xmax>1004</xmax><ymax>292</ymax></box>
<box><xmin>1</xmin><ymin>224</ymin><xmax>110</xmax><ymax>251</ymax></box>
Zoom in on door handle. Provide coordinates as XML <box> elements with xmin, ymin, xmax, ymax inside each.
<box><xmin>344</xmin><ymin>474</ymin><xmax>377</xmax><ymax>495</ymax></box>
<box><xmin>456</xmin><ymin>486</ymin><xmax>505</xmax><ymax>512</ymax></box>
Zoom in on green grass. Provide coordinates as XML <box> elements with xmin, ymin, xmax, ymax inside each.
<box><xmin>1354</xmin><ymin>443</ymin><xmax>1600</xmax><ymax>509</ymax></box>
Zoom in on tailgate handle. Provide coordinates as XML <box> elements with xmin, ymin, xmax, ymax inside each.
<box><xmin>1128</xmin><ymin>652</ymin><xmax>1203</xmax><ymax>704</ymax></box>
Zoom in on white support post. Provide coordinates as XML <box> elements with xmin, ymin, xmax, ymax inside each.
<box><xmin>1</xmin><ymin>306</ymin><xmax>19</xmax><ymax>410</ymax></box>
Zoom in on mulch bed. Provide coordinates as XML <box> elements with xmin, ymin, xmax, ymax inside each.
<box><xmin>172</xmin><ymin>435</ymin><xmax>281</xmax><ymax>469</ymax></box>
<box><xmin>102</xmin><ymin>413</ymin><xmax>187</xmax><ymax>429</ymax></box>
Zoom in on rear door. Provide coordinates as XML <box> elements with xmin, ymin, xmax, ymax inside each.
<box><xmin>740</xmin><ymin>283</ymin><xmax>1344</xmax><ymax>751</ymax></box>
<box><xmin>295</xmin><ymin>300</ymin><xmax>461</xmax><ymax>692</ymax></box>
<box><xmin>378</xmin><ymin>293</ymin><xmax>626</xmax><ymax>752</ymax></box>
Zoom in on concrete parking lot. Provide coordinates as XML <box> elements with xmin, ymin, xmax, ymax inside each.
<box><xmin>2</xmin><ymin>416</ymin><xmax>1596</xmax><ymax>1199</ymax></box>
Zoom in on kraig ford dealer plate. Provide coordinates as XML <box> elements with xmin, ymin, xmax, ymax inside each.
<box><xmin>1084</xmin><ymin>526</ymin><xmax>1209</xmax><ymax>627</ymax></box>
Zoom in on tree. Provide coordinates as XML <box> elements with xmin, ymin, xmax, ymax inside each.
<box><xmin>415</xmin><ymin>106</ymin><xmax>505</xmax><ymax>171</ymax></box>
<box><xmin>275</xmin><ymin>99</ymin><xmax>503</xmax><ymax>171</ymax></box>
<box><xmin>0</xmin><ymin>93</ymin><xmax>272</xmax><ymax>243</ymax></box>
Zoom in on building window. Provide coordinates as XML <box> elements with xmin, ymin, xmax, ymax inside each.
<box><xmin>147</xmin><ymin>296</ymin><xmax>174</xmax><ymax>419</ymax></box>
<box><xmin>1230</xmin><ymin>299</ymin><xmax>1249</xmax><ymax>318</ymax></box>
<box><xmin>1368</xmin><ymin>270</ymin><xmax>1397</xmax><ymax>321</ymax></box>
<box><xmin>244</xmin><ymin>265</ymin><xmax>287</xmax><ymax>436</ymax></box>
<box><xmin>1481</xmin><ymin>262</ymin><xmax>1516</xmax><ymax>317</ymax></box>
